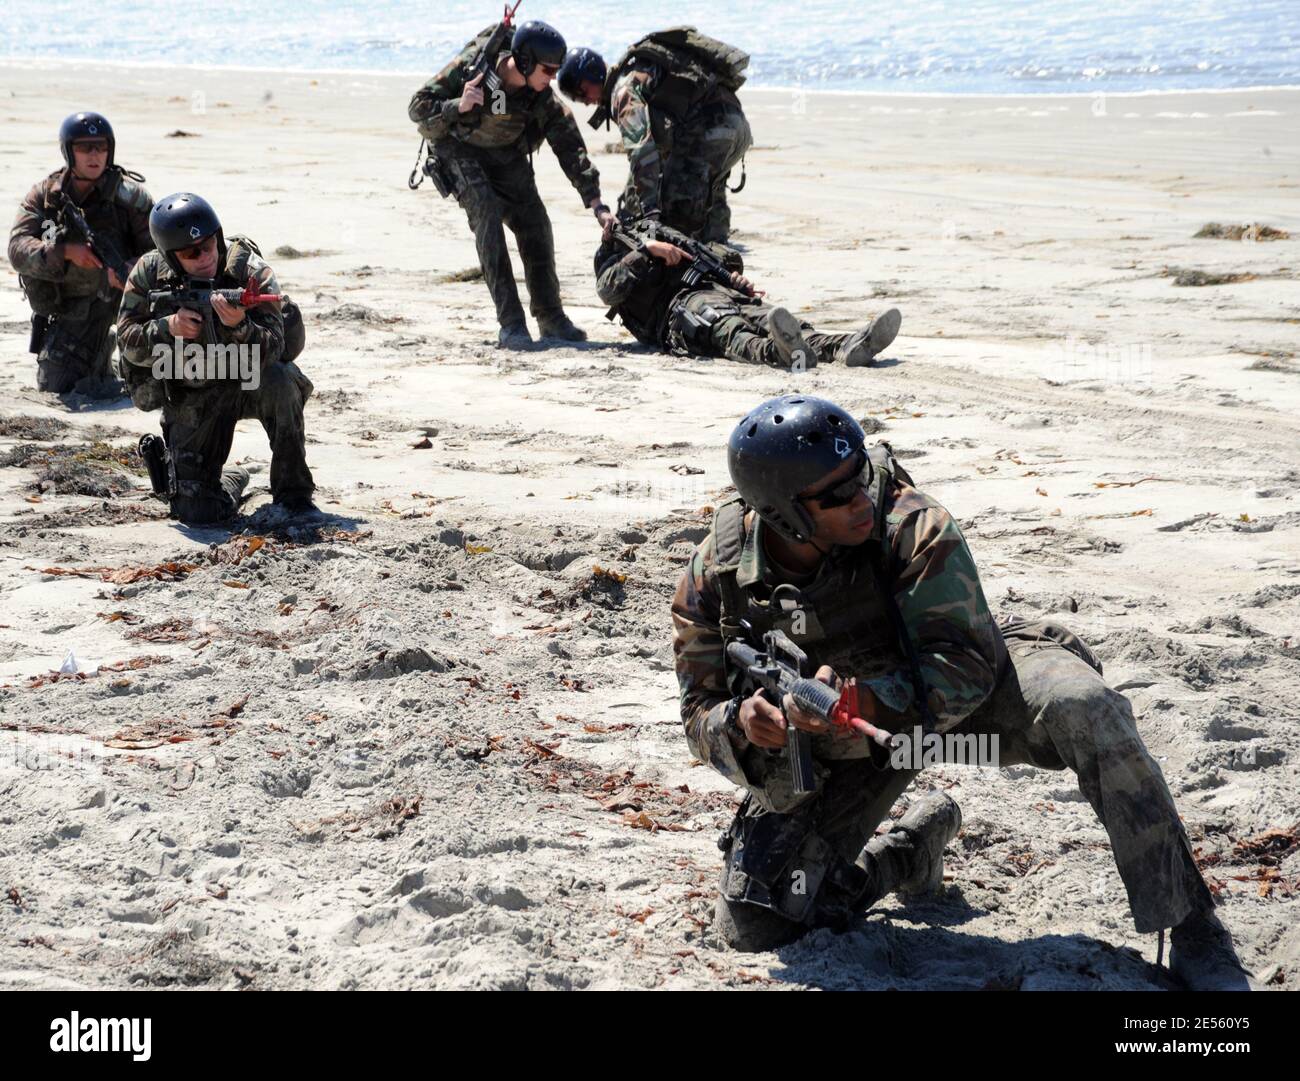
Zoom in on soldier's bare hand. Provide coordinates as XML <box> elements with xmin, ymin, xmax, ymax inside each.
<box><xmin>729</xmin><ymin>271</ymin><xmax>756</xmax><ymax>293</ymax></box>
<box><xmin>167</xmin><ymin>308</ymin><xmax>203</xmax><ymax>340</ymax></box>
<box><xmin>212</xmin><ymin>294</ymin><xmax>246</xmax><ymax>327</ymax></box>
<box><xmin>64</xmin><ymin>242</ymin><xmax>102</xmax><ymax>270</ymax></box>
<box><xmin>458</xmin><ymin>72</ymin><xmax>486</xmax><ymax>113</ymax></box>
<box><xmin>596</xmin><ymin>208</ymin><xmax>616</xmax><ymax>239</ymax></box>
<box><xmin>783</xmin><ymin>664</ymin><xmax>840</xmax><ymax>735</ymax></box>
<box><xmin>644</xmin><ymin>239</ymin><xmax>692</xmax><ymax>266</ymax></box>
<box><xmin>737</xmin><ymin>691</ymin><xmax>788</xmax><ymax>749</ymax></box>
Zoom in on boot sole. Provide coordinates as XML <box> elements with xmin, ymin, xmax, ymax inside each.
<box><xmin>845</xmin><ymin>308</ymin><xmax>903</xmax><ymax>367</ymax></box>
<box><xmin>767</xmin><ymin>307</ymin><xmax>816</xmax><ymax>371</ymax></box>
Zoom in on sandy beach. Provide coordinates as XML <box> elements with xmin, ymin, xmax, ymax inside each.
<box><xmin>0</xmin><ymin>61</ymin><xmax>1297</xmax><ymax>990</ymax></box>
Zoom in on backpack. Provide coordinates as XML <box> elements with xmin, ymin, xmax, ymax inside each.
<box><xmin>598</xmin><ymin>27</ymin><xmax>749</xmax><ymax>125</ymax></box>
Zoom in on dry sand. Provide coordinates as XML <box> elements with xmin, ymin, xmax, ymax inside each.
<box><xmin>0</xmin><ymin>62</ymin><xmax>1297</xmax><ymax>990</ymax></box>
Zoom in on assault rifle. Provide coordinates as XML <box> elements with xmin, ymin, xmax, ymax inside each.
<box><xmin>58</xmin><ymin>196</ymin><xmax>132</xmax><ymax>286</ymax></box>
<box><xmin>409</xmin><ymin>0</ymin><xmax>523</xmax><ymax>193</ymax></box>
<box><xmin>610</xmin><ymin>221</ymin><xmax>756</xmax><ymax>297</ymax></box>
<box><xmin>468</xmin><ymin>0</ymin><xmax>524</xmax><ymax>104</ymax></box>
<box><xmin>148</xmin><ymin>276</ymin><xmax>283</xmax><ymax>340</ymax></box>
<box><xmin>726</xmin><ymin>626</ymin><xmax>893</xmax><ymax>796</ymax></box>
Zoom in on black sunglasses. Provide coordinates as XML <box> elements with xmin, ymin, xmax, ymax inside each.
<box><xmin>799</xmin><ymin>451</ymin><xmax>869</xmax><ymax>509</ymax></box>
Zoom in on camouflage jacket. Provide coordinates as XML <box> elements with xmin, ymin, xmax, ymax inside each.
<box><xmin>608</xmin><ymin>68</ymin><xmax>663</xmax><ymax>219</ymax></box>
<box><xmin>671</xmin><ymin>479</ymin><xmax>1008</xmax><ymax>790</ymax></box>
<box><xmin>408</xmin><ymin>22</ymin><xmax>601</xmax><ymax>206</ymax></box>
<box><xmin>117</xmin><ymin>239</ymin><xmax>285</xmax><ymax>387</ymax></box>
<box><xmin>594</xmin><ymin>223</ymin><xmax>745</xmax><ymax>345</ymax></box>
<box><xmin>8</xmin><ymin>166</ymin><xmax>152</xmax><ymax>315</ymax></box>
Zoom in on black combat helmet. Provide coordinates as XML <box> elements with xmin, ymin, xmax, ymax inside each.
<box><xmin>558</xmin><ymin>47</ymin><xmax>607</xmax><ymax>99</ymax></box>
<box><xmin>60</xmin><ymin>111</ymin><xmax>115</xmax><ymax>171</ymax></box>
<box><xmin>149</xmin><ymin>192</ymin><xmax>225</xmax><ymax>274</ymax></box>
<box><xmin>727</xmin><ymin>395</ymin><xmax>869</xmax><ymax>543</ymax></box>
<box><xmin>511</xmin><ymin>20</ymin><xmax>567</xmax><ymax>77</ymax></box>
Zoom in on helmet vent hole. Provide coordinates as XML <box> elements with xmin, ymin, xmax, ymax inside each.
<box><xmin>827</xmin><ymin>415</ymin><xmax>842</xmax><ymax>426</ymax></box>
<box><xmin>747</xmin><ymin>424</ymin><xmax>758</xmax><ymax>437</ymax></box>
<box><xmin>773</xmin><ymin>415</ymin><xmax>784</xmax><ymax>424</ymax></box>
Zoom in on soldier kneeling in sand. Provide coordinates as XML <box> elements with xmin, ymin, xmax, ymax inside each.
<box><xmin>7</xmin><ymin>111</ymin><xmax>153</xmax><ymax>398</ymax></box>
<box><xmin>596</xmin><ymin>217</ymin><xmax>900</xmax><ymax>370</ymax></box>
<box><xmin>117</xmin><ymin>192</ymin><xmax>316</xmax><ymax>525</ymax></box>
<box><xmin>671</xmin><ymin>394</ymin><xmax>1252</xmax><ymax>990</ymax></box>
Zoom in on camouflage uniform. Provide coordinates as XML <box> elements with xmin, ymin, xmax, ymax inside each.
<box><xmin>117</xmin><ymin>241</ymin><xmax>315</xmax><ymax>523</ymax></box>
<box><xmin>8</xmin><ymin>166</ymin><xmax>152</xmax><ymax>394</ymax></box>
<box><xmin>595</xmin><ymin>224</ymin><xmax>853</xmax><ymax>369</ymax></box>
<box><xmin>409</xmin><ymin>23</ymin><xmax>602</xmax><ymax>330</ymax></box>
<box><xmin>672</xmin><ymin>468</ymin><xmax>1215</xmax><ymax>934</ymax></box>
<box><xmin>608</xmin><ymin>64</ymin><xmax>751</xmax><ymax>242</ymax></box>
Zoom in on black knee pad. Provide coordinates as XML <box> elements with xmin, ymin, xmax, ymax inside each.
<box><xmin>718</xmin><ymin>796</ymin><xmax>871</xmax><ymax>928</ymax></box>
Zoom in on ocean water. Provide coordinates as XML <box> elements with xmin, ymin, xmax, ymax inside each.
<box><xmin>4</xmin><ymin>0</ymin><xmax>1298</xmax><ymax>94</ymax></box>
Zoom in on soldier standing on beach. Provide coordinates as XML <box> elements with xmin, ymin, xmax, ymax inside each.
<box><xmin>671</xmin><ymin>394</ymin><xmax>1254</xmax><ymax>991</ymax></box>
<box><xmin>409</xmin><ymin>19</ymin><xmax>615</xmax><ymax>351</ymax></box>
<box><xmin>8</xmin><ymin>112</ymin><xmax>153</xmax><ymax>397</ymax></box>
<box><xmin>558</xmin><ymin>28</ymin><xmax>752</xmax><ymax>243</ymax></box>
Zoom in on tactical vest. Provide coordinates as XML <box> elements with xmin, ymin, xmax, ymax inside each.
<box><xmin>712</xmin><ymin>443</ymin><xmax>937</xmax><ymax>754</ymax></box>
<box><xmin>596</xmin><ymin>27</ymin><xmax>749</xmax><ymax>128</ymax></box>
<box><xmin>19</xmin><ymin>167</ymin><xmax>141</xmax><ymax>318</ymax></box>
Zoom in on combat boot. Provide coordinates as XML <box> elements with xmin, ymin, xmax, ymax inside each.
<box><xmin>836</xmin><ymin>308</ymin><xmax>902</xmax><ymax>367</ymax></box>
<box><xmin>536</xmin><ymin>314</ymin><xmax>588</xmax><ymax>342</ymax></box>
<box><xmin>498</xmin><ymin>323</ymin><xmax>535</xmax><ymax>351</ymax></box>
<box><xmin>138</xmin><ymin>433</ymin><xmax>170</xmax><ymax>496</ymax></box>
<box><xmin>1168</xmin><ymin>908</ymin><xmax>1251</xmax><ymax>991</ymax></box>
<box><xmin>276</xmin><ymin>491</ymin><xmax>319</xmax><ymax>516</ymax></box>
<box><xmin>221</xmin><ymin>467</ymin><xmax>251</xmax><ymax>508</ymax></box>
<box><xmin>859</xmin><ymin>791</ymin><xmax>962</xmax><ymax>900</ymax></box>
<box><xmin>766</xmin><ymin>307</ymin><xmax>816</xmax><ymax>371</ymax></box>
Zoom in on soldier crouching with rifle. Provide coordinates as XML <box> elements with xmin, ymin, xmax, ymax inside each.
<box><xmin>8</xmin><ymin>112</ymin><xmax>153</xmax><ymax>397</ymax></box>
<box><xmin>117</xmin><ymin>193</ymin><xmax>316</xmax><ymax>525</ymax></box>
<box><xmin>596</xmin><ymin>216</ymin><xmax>901</xmax><ymax>370</ymax></box>
<box><xmin>672</xmin><ymin>395</ymin><xmax>1253</xmax><ymax>990</ymax></box>
<box><xmin>408</xmin><ymin>9</ymin><xmax>615</xmax><ymax>350</ymax></box>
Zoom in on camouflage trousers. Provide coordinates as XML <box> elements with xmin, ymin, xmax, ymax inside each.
<box><xmin>437</xmin><ymin>141</ymin><xmax>564</xmax><ymax>329</ymax></box>
<box><xmin>634</xmin><ymin>98</ymin><xmax>752</xmax><ymax>243</ymax></box>
<box><xmin>35</xmin><ymin>298</ymin><xmax>123</xmax><ymax>398</ymax></box>
<box><xmin>667</xmin><ymin>288</ymin><xmax>849</xmax><ymax>370</ymax></box>
<box><xmin>734</xmin><ymin>643</ymin><xmax>1213</xmax><ymax>934</ymax></box>
<box><xmin>159</xmin><ymin>362</ymin><xmax>315</xmax><ymax>523</ymax></box>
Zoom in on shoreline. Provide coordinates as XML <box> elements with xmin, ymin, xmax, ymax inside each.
<box><xmin>4</xmin><ymin>56</ymin><xmax>1298</xmax><ymax>100</ymax></box>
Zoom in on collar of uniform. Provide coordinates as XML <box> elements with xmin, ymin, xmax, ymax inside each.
<box><xmin>737</xmin><ymin>513</ymin><xmax>866</xmax><ymax>591</ymax></box>
<box><xmin>735</xmin><ymin>513</ymin><xmax>767</xmax><ymax>590</ymax></box>
<box><xmin>54</xmin><ymin>166</ymin><xmax>113</xmax><ymax>203</ymax></box>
